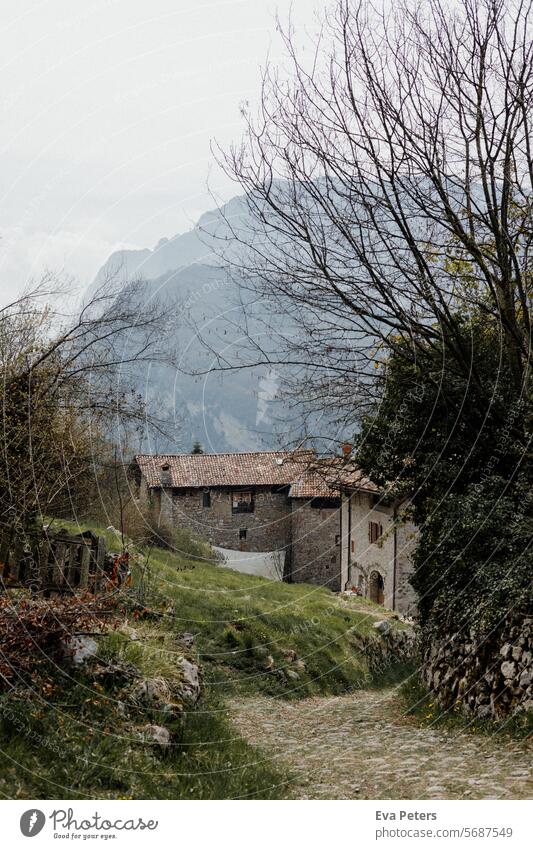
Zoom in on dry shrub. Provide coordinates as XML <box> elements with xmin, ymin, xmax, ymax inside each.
<box><xmin>0</xmin><ymin>595</ymin><xmax>112</xmax><ymax>686</ymax></box>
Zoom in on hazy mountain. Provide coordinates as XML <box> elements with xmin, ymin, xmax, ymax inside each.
<box><xmin>89</xmin><ymin>196</ymin><xmax>290</xmax><ymax>453</ymax></box>
<box><xmin>89</xmin><ymin>194</ymin><xmax>248</xmax><ymax>296</ymax></box>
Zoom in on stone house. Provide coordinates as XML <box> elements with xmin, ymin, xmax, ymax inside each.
<box><xmin>134</xmin><ymin>450</ymin><xmax>417</xmax><ymax>614</ymax></box>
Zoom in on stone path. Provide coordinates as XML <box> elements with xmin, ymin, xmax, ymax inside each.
<box><xmin>229</xmin><ymin>688</ymin><xmax>533</xmax><ymax>799</ymax></box>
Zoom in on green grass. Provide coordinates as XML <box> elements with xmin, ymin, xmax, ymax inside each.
<box><xmin>0</xmin><ymin>671</ymin><xmax>290</xmax><ymax>799</ymax></box>
<box><xmin>0</xmin><ymin>519</ymin><xmax>411</xmax><ymax>799</ymax></box>
<box><xmin>50</xmin><ymin>518</ymin><xmax>410</xmax><ymax>700</ymax></box>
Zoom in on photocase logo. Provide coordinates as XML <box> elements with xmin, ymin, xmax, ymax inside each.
<box><xmin>20</xmin><ymin>809</ymin><xmax>46</xmax><ymax>837</ymax></box>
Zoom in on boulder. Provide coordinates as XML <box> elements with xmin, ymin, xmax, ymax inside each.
<box><xmin>519</xmin><ymin>669</ymin><xmax>532</xmax><ymax>688</ymax></box>
<box><xmin>281</xmin><ymin>648</ymin><xmax>297</xmax><ymax>662</ymax></box>
<box><xmin>91</xmin><ymin>660</ymin><xmax>139</xmax><ymax>686</ymax></box>
<box><xmin>63</xmin><ymin>635</ymin><xmax>98</xmax><ymax>666</ymax></box>
<box><xmin>373</xmin><ymin>619</ymin><xmax>392</xmax><ymax>635</ymax></box>
<box><xmin>131</xmin><ymin>677</ymin><xmax>172</xmax><ymax>705</ymax></box>
<box><xmin>140</xmin><ymin>724</ymin><xmax>171</xmax><ymax>747</ymax></box>
<box><xmin>501</xmin><ymin>660</ymin><xmax>516</xmax><ymax>680</ymax></box>
<box><xmin>175</xmin><ymin>658</ymin><xmax>201</xmax><ymax>704</ymax></box>
<box><xmin>284</xmin><ymin>669</ymin><xmax>300</xmax><ymax>681</ymax></box>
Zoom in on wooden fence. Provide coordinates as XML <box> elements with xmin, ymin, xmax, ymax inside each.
<box><xmin>0</xmin><ymin>529</ymin><xmax>108</xmax><ymax>595</ymax></box>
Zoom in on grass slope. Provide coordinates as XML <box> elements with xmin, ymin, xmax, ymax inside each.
<box><xmin>0</xmin><ymin>522</ymin><xmax>409</xmax><ymax>799</ymax></box>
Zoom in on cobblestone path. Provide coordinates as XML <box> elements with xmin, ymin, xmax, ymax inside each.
<box><xmin>229</xmin><ymin>688</ymin><xmax>533</xmax><ymax>799</ymax></box>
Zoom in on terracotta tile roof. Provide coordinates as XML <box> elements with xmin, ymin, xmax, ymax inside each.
<box><xmin>137</xmin><ymin>450</ymin><xmax>379</xmax><ymax>497</ymax></box>
<box><xmin>135</xmin><ymin>450</ymin><xmax>316</xmax><ymax>489</ymax></box>
<box><xmin>288</xmin><ymin>458</ymin><xmax>378</xmax><ymax>499</ymax></box>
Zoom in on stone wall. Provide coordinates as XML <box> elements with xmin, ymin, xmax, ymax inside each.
<box><xmin>421</xmin><ymin>617</ymin><xmax>533</xmax><ymax>718</ymax></box>
<box><xmin>394</xmin><ymin>516</ymin><xmax>418</xmax><ymax>617</ymax></box>
<box><xmin>290</xmin><ymin>499</ymin><xmax>341</xmax><ymax>590</ymax></box>
<box><xmin>352</xmin><ymin>619</ymin><xmax>416</xmax><ymax>677</ymax></box>
<box><xmin>155</xmin><ymin>486</ymin><xmax>292</xmax><ymax>553</ymax></box>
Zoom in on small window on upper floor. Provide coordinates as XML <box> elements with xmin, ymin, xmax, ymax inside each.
<box><xmin>202</xmin><ymin>490</ymin><xmax>211</xmax><ymax>508</ymax></box>
<box><xmin>369</xmin><ymin>521</ymin><xmax>383</xmax><ymax>546</ymax></box>
<box><xmin>232</xmin><ymin>490</ymin><xmax>254</xmax><ymax>514</ymax></box>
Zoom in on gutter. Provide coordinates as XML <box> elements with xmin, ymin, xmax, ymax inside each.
<box><xmin>347</xmin><ymin>489</ymin><xmax>352</xmax><ymax>582</ymax></box>
<box><xmin>392</xmin><ymin>501</ymin><xmax>398</xmax><ymax>611</ymax></box>
<box><xmin>339</xmin><ymin>487</ymin><xmax>343</xmax><ymax>587</ymax></box>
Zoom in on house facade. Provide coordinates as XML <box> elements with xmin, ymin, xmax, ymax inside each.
<box><xmin>135</xmin><ymin>450</ymin><xmax>417</xmax><ymax>614</ymax></box>
<box><xmin>339</xmin><ymin>488</ymin><xmax>418</xmax><ymax>617</ymax></box>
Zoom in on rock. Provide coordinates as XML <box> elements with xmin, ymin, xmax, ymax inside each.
<box><xmin>262</xmin><ymin>655</ymin><xmax>275</xmax><ymax>671</ymax></box>
<box><xmin>519</xmin><ymin>669</ymin><xmax>532</xmax><ymax>688</ymax></box>
<box><xmin>476</xmin><ymin>705</ymin><xmax>492</xmax><ymax>718</ymax></box>
<box><xmin>175</xmin><ymin>658</ymin><xmax>201</xmax><ymax>704</ymax></box>
<box><xmin>131</xmin><ymin>677</ymin><xmax>171</xmax><ymax>705</ymax></box>
<box><xmin>179</xmin><ymin>632</ymin><xmax>195</xmax><ymax>648</ymax></box>
<box><xmin>294</xmin><ymin>659</ymin><xmax>307</xmax><ymax>672</ymax></box>
<box><xmin>458</xmin><ymin>676</ymin><xmax>468</xmax><ymax>695</ymax></box>
<box><xmin>140</xmin><ymin>724</ymin><xmax>171</xmax><ymax>747</ymax></box>
<box><xmin>63</xmin><ymin>635</ymin><xmax>98</xmax><ymax>666</ymax></box>
<box><xmin>373</xmin><ymin>619</ymin><xmax>392</xmax><ymax>635</ymax></box>
<box><xmin>285</xmin><ymin>669</ymin><xmax>300</xmax><ymax>681</ymax></box>
<box><xmin>91</xmin><ymin>660</ymin><xmax>140</xmax><ymax>686</ymax></box>
<box><xmin>501</xmin><ymin>660</ymin><xmax>516</xmax><ymax>680</ymax></box>
<box><xmin>281</xmin><ymin>648</ymin><xmax>297</xmax><ymax>662</ymax></box>
<box><xmin>512</xmin><ymin>645</ymin><xmax>522</xmax><ymax>662</ymax></box>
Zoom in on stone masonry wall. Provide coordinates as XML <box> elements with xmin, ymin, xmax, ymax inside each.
<box><xmin>421</xmin><ymin>616</ymin><xmax>533</xmax><ymax>718</ymax></box>
<box><xmin>155</xmin><ymin>486</ymin><xmax>292</xmax><ymax>553</ymax></box>
<box><xmin>290</xmin><ymin>500</ymin><xmax>341</xmax><ymax>590</ymax></box>
<box><xmin>394</xmin><ymin>517</ymin><xmax>418</xmax><ymax>617</ymax></box>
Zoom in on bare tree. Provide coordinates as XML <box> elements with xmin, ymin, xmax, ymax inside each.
<box><xmin>0</xmin><ymin>274</ymin><xmax>179</xmax><ymax>537</ymax></box>
<box><xmin>212</xmin><ymin>0</ymin><xmax>533</xmax><ymax>435</ymax></box>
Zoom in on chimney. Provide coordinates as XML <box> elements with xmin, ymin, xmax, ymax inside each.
<box><xmin>342</xmin><ymin>442</ymin><xmax>353</xmax><ymax>458</ymax></box>
<box><xmin>160</xmin><ymin>463</ymin><xmax>171</xmax><ymax>487</ymax></box>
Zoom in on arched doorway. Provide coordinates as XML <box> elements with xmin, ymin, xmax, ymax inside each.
<box><xmin>369</xmin><ymin>570</ymin><xmax>384</xmax><ymax>605</ymax></box>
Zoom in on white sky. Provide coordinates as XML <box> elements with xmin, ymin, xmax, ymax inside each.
<box><xmin>0</xmin><ymin>0</ymin><xmax>320</xmax><ymax>301</ymax></box>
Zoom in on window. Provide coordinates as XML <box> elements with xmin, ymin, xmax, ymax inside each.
<box><xmin>232</xmin><ymin>490</ymin><xmax>254</xmax><ymax>514</ymax></box>
<box><xmin>310</xmin><ymin>497</ymin><xmax>341</xmax><ymax>509</ymax></box>
<box><xmin>335</xmin><ymin>534</ymin><xmax>340</xmax><ymax>546</ymax></box>
<box><xmin>369</xmin><ymin>521</ymin><xmax>383</xmax><ymax>546</ymax></box>
<box><xmin>271</xmin><ymin>484</ymin><xmax>290</xmax><ymax>495</ymax></box>
<box><xmin>239</xmin><ymin>528</ymin><xmax>247</xmax><ymax>541</ymax></box>
<box><xmin>351</xmin><ymin>540</ymin><xmax>355</xmax><ymax>554</ymax></box>
<box><xmin>202</xmin><ymin>490</ymin><xmax>211</xmax><ymax>508</ymax></box>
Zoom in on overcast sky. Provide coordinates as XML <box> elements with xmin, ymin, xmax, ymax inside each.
<box><xmin>0</xmin><ymin>0</ymin><xmax>320</xmax><ymax>301</ymax></box>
